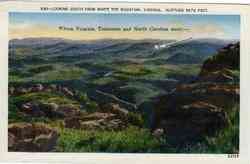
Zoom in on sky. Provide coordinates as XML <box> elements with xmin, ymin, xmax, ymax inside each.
<box><xmin>9</xmin><ymin>12</ymin><xmax>240</xmax><ymax>40</ymax></box>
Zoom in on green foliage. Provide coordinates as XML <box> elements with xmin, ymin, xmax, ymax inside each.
<box><xmin>85</xmin><ymin>101</ymin><xmax>99</xmax><ymax>112</ymax></box>
<box><xmin>30</xmin><ymin>67</ymin><xmax>89</xmax><ymax>82</ymax></box>
<box><xmin>9</xmin><ymin>69</ymin><xmax>33</xmax><ymax>77</ymax></box>
<box><xmin>204</xmin><ymin>104</ymin><xmax>239</xmax><ymax>154</ymax></box>
<box><xmin>74</xmin><ymin>91</ymin><xmax>99</xmax><ymax>112</ymax></box>
<box><xmin>56</xmin><ymin>126</ymin><xmax>164</xmax><ymax>153</ymax></box>
<box><xmin>91</xmin><ymin>77</ymin><xmax>118</xmax><ymax>85</ymax></box>
<box><xmin>9</xmin><ymin>69</ymin><xmax>34</xmax><ymax>82</ymax></box>
<box><xmin>20</xmin><ymin>92</ymin><xmax>80</xmax><ymax>107</ymax></box>
<box><xmin>127</xmin><ymin>112</ymin><xmax>145</xmax><ymax>127</ymax></box>
<box><xmin>28</xmin><ymin>65</ymin><xmax>53</xmax><ymax>74</ymax></box>
<box><xmin>118</xmin><ymin>65</ymin><xmax>153</xmax><ymax>76</ymax></box>
<box><xmin>10</xmin><ymin>48</ymin><xmax>33</xmax><ymax>58</ymax></box>
<box><xmin>8</xmin><ymin>97</ymin><xmax>26</xmax><ymax>123</ymax></box>
<box><xmin>231</xmin><ymin>70</ymin><xmax>240</xmax><ymax>81</ymax></box>
<box><xmin>9</xmin><ymin>75</ymin><xmax>25</xmax><ymax>83</ymax></box>
<box><xmin>74</xmin><ymin>91</ymin><xmax>88</xmax><ymax>102</ymax></box>
<box><xmin>9</xmin><ymin>95</ymin><xmax>28</xmax><ymax>108</ymax></box>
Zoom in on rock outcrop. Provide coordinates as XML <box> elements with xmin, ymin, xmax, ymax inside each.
<box><xmin>20</xmin><ymin>101</ymin><xmax>81</xmax><ymax>119</ymax></box>
<box><xmin>153</xmin><ymin>85</ymin><xmax>232</xmax><ymax>142</ymax></box>
<box><xmin>198</xmin><ymin>68</ymin><xmax>236</xmax><ymax>83</ymax></box>
<box><xmin>101</xmin><ymin>103</ymin><xmax>129</xmax><ymax>117</ymax></box>
<box><xmin>199</xmin><ymin>42</ymin><xmax>239</xmax><ymax>80</ymax></box>
<box><xmin>64</xmin><ymin>112</ymin><xmax>126</xmax><ymax>130</ymax></box>
<box><xmin>64</xmin><ymin>103</ymin><xmax>132</xmax><ymax>130</ymax></box>
<box><xmin>152</xmin><ymin>42</ymin><xmax>240</xmax><ymax>143</ymax></box>
<box><xmin>8</xmin><ymin>123</ymin><xmax>59</xmax><ymax>152</ymax></box>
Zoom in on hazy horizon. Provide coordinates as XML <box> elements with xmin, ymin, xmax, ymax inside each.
<box><xmin>9</xmin><ymin>13</ymin><xmax>240</xmax><ymax>41</ymax></box>
<box><xmin>9</xmin><ymin>36</ymin><xmax>240</xmax><ymax>42</ymax></box>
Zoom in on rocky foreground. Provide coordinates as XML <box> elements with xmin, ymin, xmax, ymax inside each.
<box><xmin>8</xmin><ymin>83</ymin><xmax>142</xmax><ymax>151</ymax></box>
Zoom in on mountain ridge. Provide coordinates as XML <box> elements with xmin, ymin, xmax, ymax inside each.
<box><xmin>9</xmin><ymin>37</ymin><xmax>238</xmax><ymax>64</ymax></box>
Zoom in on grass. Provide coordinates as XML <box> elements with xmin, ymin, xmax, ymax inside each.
<box><xmin>10</xmin><ymin>48</ymin><xmax>33</xmax><ymax>58</ymax></box>
<box><xmin>33</xmin><ymin>67</ymin><xmax>88</xmax><ymax>82</ymax></box>
<box><xmin>204</xmin><ymin>104</ymin><xmax>239</xmax><ymax>154</ymax></box>
<box><xmin>9</xmin><ymin>65</ymin><xmax>89</xmax><ymax>83</ymax></box>
<box><xmin>9</xmin><ymin>75</ymin><xmax>25</xmax><ymax>83</ymax></box>
<box><xmin>91</xmin><ymin>77</ymin><xmax>118</xmax><ymax>85</ymax></box>
<box><xmin>118</xmin><ymin>64</ymin><xmax>153</xmax><ymax>76</ymax></box>
<box><xmin>56</xmin><ymin>126</ymin><xmax>167</xmax><ymax>153</ymax></box>
<box><xmin>28</xmin><ymin>65</ymin><xmax>53</xmax><ymax>74</ymax></box>
<box><xmin>20</xmin><ymin>92</ymin><xmax>80</xmax><ymax>107</ymax></box>
<box><xmin>113</xmin><ymin>64</ymin><xmax>170</xmax><ymax>81</ymax></box>
<box><xmin>231</xmin><ymin>70</ymin><xmax>240</xmax><ymax>78</ymax></box>
<box><xmin>111</xmin><ymin>63</ymin><xmax>200</xmax><ymax>82</ymax></box>
<box><xmin>8</xmin><ymin>97</ymin><xmax>26</xmax><ymax>123</ymax></box>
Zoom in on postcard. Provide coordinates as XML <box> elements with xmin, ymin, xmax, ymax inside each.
<box><xmin>0</xmin><ymin>1</ymin><xmax>250</xmax><ymax>164</ymax></box>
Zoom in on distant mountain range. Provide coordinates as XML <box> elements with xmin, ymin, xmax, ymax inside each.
<box><xmin>9</xmin><ymin>37</ymin><xmax>238</xmax><ymax>64</ymax></box>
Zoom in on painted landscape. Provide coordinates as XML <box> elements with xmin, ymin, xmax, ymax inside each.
<box><xmin>8</xmin><ymin>13</ymin><xmax>240</xmax><ymax>153</ymax></box>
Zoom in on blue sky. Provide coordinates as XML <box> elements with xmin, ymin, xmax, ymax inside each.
<box><xmin>9</xmin><ymin>12</ymin><xmax>240</xmax><ymax>40</ymax></box>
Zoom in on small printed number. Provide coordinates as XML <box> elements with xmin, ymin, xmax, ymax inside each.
<box><xmin>228</xmin><ymin>154</ymin><xmax>239</xmax><ymax>158</ymax></box>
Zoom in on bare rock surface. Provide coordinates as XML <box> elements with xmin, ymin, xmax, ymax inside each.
<box><xmin>20</xmin><ymin>101</ymin><xmax>81</xmax><ymax>119</ymax></box>
<box><xmin>64</xmin><ymin>112</ymin><xmax>126</xmax><ymax>130</ymax></box>
<box><xmin>8</xmin><ymin>123</ymin><xmax>59</xmax><ymax>152</ymax></box>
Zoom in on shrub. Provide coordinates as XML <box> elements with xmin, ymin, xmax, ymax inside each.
<box><xmin>8</xmin><ymin>98</ymin><xmax>25</xmax><ymax>123</ymax></box>
<box><xmin>29</xmin><ymin>65</ymin><xmax>53</xmax><ymax>74</ymax></box>
<box><xmin>127</xmin><ymin>112</ymin><xmax>145</xmax><ymax>127</ymax></box>
<box><xmin>204</xmin><ymin>104</ymin><xmax>239</xmax><ymax>153</ymax></box>
<box><xmin>56</xmin><ymin>126</ymin><xmax>165</xmax><ymax>153</ymax></box>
